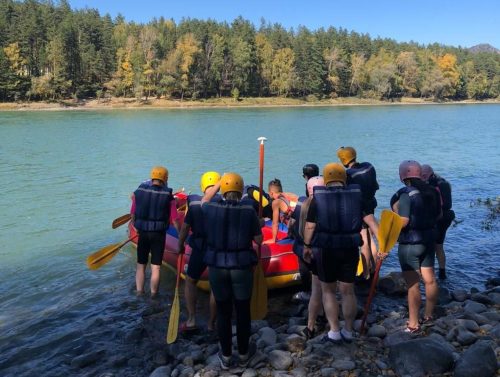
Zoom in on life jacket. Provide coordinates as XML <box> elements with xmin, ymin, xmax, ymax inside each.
<box><xmin>430</xmin><ymin>175</ymin><xmax>452</xmax><ymax>211</ymax></box>
<box><xmin>290</xmin><ymin>196</ymin><xmax>307</xmax><ymax>256</ymax></box>
<box><xmin>346</xmin><ymin>162</ymin><xmax>379</xmax><ymax>201</ymax></box>
<box><xmin>202</xmin><ymin>200</ymin><xmax>259</xmax><ymax>268</ymax></box>
<box><xmin>390</xmin><ymin>186</ymin><xmax>437</xmax><ymax>245</ymax></box>
<box><xmin>134</xmin><ymin>181</ymin><xmax>173</xmax><ymax>232</ymax></box>
<box><xmin>312</xmin><ymin>185</ymin><xmax>363</xmax><ymax>249</ymax></box>
<box><xmin>244</xmin><ymin>185</ymin><xmax>272</xmax><ymax>218</ymax></box>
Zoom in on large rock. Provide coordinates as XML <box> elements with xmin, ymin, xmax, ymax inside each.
<box><xmin>454</xmin><ymin>341</ymin><xmax>497</xmax><ymax>377</ymax></box>
<box><xmin>455</xmin><ymin>319</ymin><xmax>480</xmax><ymax>332</ymax></box>
<box><xmin>456</xmin><ymin>326</ymin><xmax>478</xmax><ymax>346</ymax></box>
<box><xmin>149</xmin><ymin>366</ymin><xmax>172</xmax><ymax>377</ymax></box>
<box><xmin>367</xmin><ymin>324</ymin><xmax>387</xmax><ymax>338</ymax></box>
<box><xmin>438</xmin><ymin>287</ymin><xmax>452</xmax><ymax>304</ymax></box>
<box><xmin>451</xmin><ymin>289</ymin><xmax>468</xmax><ymax>302</ymax></box>
<box><xmin>268</xmin><ymin>350</ymin><xmax>293</xmax><ymax>370</ymax></box>
<box><xmin>383</xmin><ymin>330</ymin><xmax>413</xmax><ymax>347</ymax></box>
<box><xmin>378</xmin><ymin>271</ymin><xmax>407</xmax><ymax>295</ymax></box>
<box><xmin>258</xmin><ymin>327</ymin><xmax>277</xmax><ymax>347</ymax></box>
<box><xmin>286</xmin><ymin>334</ymin><xmax>306</xmax><ymax>353</ymax></box>
<box><xmin>487</xmin><ymin>292</ymin><xmax>500</xmax><ymax>305</ymax></box>
<box><xmin>388</xmin><ymin>338</ymin><xmax>454</xmax><ymax>377</ymax></box>
<box><xmin>464</xmin><ymin>301</ymin><xmax>487</xmax><ymax>313</ymax></box>
<box><xmin>471</xmin><ymin>293</ymin><xmax>494</xmax><ymax>305</ymax></box>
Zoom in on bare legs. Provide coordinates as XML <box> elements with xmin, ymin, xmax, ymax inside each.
<box><xmin>307</xmin><ymin>275</ymin><xmax>322</xmax><ymax>331</ymax></box>
<box><xmin>320</xmin><ymin>281</ymin><xmax>357</xmax><ymax>333</ymax></box>
<box><xmin>135</xmin><ymin>263</ymin><xmax>161</xmax><ymax>296</ymax></box>
<box><xmin>185</xmin><ymin>276</ymin><xmax>217</xmax><ymax>329</ymax></box>
<box><xmin>402</xmin><ymin>267</ymin><xmax>437</xmax><ymax>328</ymax></box>
<box><xmin>361</xmin><ymin>214</ymin><xmax>379</xmax><ymax>278</ymax></box>
<box><xmin>421</xmin><ymin>267</ymin><xmax>438</xmax><ymax>319</ymax></box>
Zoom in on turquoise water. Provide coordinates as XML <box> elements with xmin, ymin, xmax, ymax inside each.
<box><xmin>0</xmin><ymin>104</ymin><xmax>499</xmax><ymax>375</ymax></box>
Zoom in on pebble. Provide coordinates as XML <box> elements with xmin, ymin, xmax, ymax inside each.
<box><xmin>451</xmin><ymin>289</ymin><xmax>468</xmax><ymax>302</ymax></box>
<box><xmin>455</xmin><ymin>319</ymin><xmax>480</xmax><ymax>332</ymax></box>
<box><xmin>259</xmin><ymin>326</ymin><xmax>277</xmax><ymax>346</ymax></box>
<box><xmin>268</xmin><ymin>350</ymin><xmax>293</xmax><ymax>370</ymax></box>
<box><xmin>464</xmin><ymin>301</ymin><xmax>488</xmax><ymax>313</ymax></box>
<box><xmin>242</xmin><ymin>369</ymin><xmax>258</xmax><ymax>377</ymax></box>
<box><xmin>471</xmin><ymin>293</ymin><xmax>494</xmax><ymax>305</ymax></box>
<box><xmin>456</xmin><ymin>327</ymin><xmax>478</xmax><ymax>346</ymax></box>
<box><xmin>331</xmin><ymin>359</ymin><xmax>356</xmax><ymax>370</ymax></box>
<box><xmin>149</xmin><ymin>366</ymin><xmax>172</xmax><ymax>377</ymax></box>
<box><xmin>367</xmin><ymin>324</ymin><xmax>387</xmax><ymax>338</ymax></box>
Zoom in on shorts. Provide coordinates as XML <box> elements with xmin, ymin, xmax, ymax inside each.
<box><xmin>398</xmin><ymin>243</ymin><xmax>435</xmax><ymax>272</ymax></box>
<box><xmin>312</xmin><ymin>247</ymin><xmax>358</xmax><ymax>283</ymax></box>
<box><xmin>137</xmin><ymin>231</ymin><xmax>166</xmax><ymax>265</ymax></box>
<box><xmin>186</xmin><ymin>237</ymin><xmax>207</xmax><ymax>280</ymax></box>
<box><xmin>293</xmin><ymin>244</ymin><xmax>318</xmax><ymax>275</ymax></box>
<box><xmin>435</xmin><ymin>210</ymin><xmax>455</xmax><ymax>244</ymax></box>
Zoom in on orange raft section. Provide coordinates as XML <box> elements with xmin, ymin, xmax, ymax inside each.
<box><xmin>128</xmin><ymin>192</ymin><xmax>301</xmax><ymax>292</ymax></box>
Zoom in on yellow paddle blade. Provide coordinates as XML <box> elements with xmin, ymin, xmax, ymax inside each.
<box><xmin>250</xmin><ymin>263</ymin><xmax>268</xmax><ymax>320</ymax></box>
<box><xmin>112</xmin><ymin>213</ymin><xmax>131</xmax><ymax>229</ymax></box>
<box><xmin>166</xmin><ymin>286</ymin><xmax>180</xmax><ymax>344</ymax></box>
<box><xmin>86</xmin><ymin>242</ymin><xmax>123</xmax><ymax>270</ymax></box>
<box><xmin>356</xmin><ymin>254</ymin><xmax>364</xmax><ymax>277</ymax></box>
<box><xmin>252</xmin><ymin>190</ymin><xmax>269</xmax><ymax>208</ymax></box>
<box><xmin>377</xmin><ymin>210</ymin><xmax>404</xmax><ymax>254</ymax></box>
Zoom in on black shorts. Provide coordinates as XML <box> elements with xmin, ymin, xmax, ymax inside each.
<box><xmin>137</xmin><ymin>231</ymin><xmax>166</xmax><ymax>265</ymax></box>
<box><xmin>398</xmin><ymin>243</ymin><xmax>435</xmax><ymax>271</ymax></box>
<box><xmin>436</xmin><ymin>210</ymin><xmax>455</xmax><ymax>244</ymax></box>
<box><xmin>313</xmin><ymin>247</ymin><xmax>358</xmax><ymax>283</ymax></box>
<box><xmin>186</xmin><ymin>237</ymin><xmax>207</xmax><ymax>280</ymax></box>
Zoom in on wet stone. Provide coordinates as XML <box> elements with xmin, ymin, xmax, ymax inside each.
<box><xmin>464</xmin><ymin>301</ymin><xmax>487</xmax><ymax>314</ymax></box>
<box><xmin>251</xmin><ymin>320</ymin><xmax>269</xmax><ymax>333</ymax></box>
<box><xmin>321</xmin><ymin>368</ymin><xmax>336</xmax><ymax>376</ymax></box>
<box><xmin>451</xmin><ymin>289</ymin><xmax>468</xmax><ymax>302</ymax></box>
<box><xmin>179</xmin><ymin>366</ymin><xmax>195</xmax><ymax>377</ymax></box>
<box><xmin>149</xmin><ymin>365</ymin><xmax>172</xmax><ymax>377</ymax></box>
<box><xmin>456</xmin><ymin>327</ymin><xmax>477</xmax><ymax>346</ymax></box>
<box><xmin>367</xmin><ymin>325</ymin><xmax>387</xmax><ymax>338</ymax></box>
<box><xmin>455</xmin><ymin>319</ymin><xmax>480</xmax><ymax>332</ymax></box>
<box><xmin>481</xmin><ymin>311</ymin><xmax>500</xmax><ymax>323</ymax></box>
<box><xmin>454</xmin><ymin>341</ymin><xmax>497</xmax><ymax>377</ymax></box>
<box><xmin>438</xmin><ymin>287</ymin><xmax>452</xmax><ymax>304</ymax></box>
<box><xmin>471</xmin><ymin>293</ymin><xmax>494</xmax><ymax>305</ymax></box>
<box><xmin>331</xmin><ymin>359</ymin><xmax>356</xmax><ymax>370</ymax></box>
<box><xmin>242</xmin><ymin>369</ymin><xmax>258</xmax><ymax>377</ymax></box>
<box><xmin>286</xmin><ymin>334</ymin><xmax>306</xmax><ymax>352</ymax></box>
<box><xmin>487</xmin><ymin>292</ymin><xmax>500</xmax><ymax>305</ymax></box>
<box><xmin>290</xmin><ymin>367</ymin><xmax>308</xmax><ymax>377</ymax></box>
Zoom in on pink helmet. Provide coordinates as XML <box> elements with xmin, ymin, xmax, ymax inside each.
<box><xmin>421</xmin><ymin>164</ymin><xmax>434</xmax><ymax>182</ymax></box>
<box><xmin>307</xmin><ymin>176</ymin><xmax>324</xmax><ymax>196</ymax></box>
<box><xmin>399</xmin><ymin>160</ymin><xmax>422</xmax><ymax>182</ymax></box>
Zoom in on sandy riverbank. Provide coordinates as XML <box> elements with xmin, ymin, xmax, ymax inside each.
<box><xmin>0</xmin><ymin>97</ymin><xmax>499</xmax><ymax>111</ymax></box>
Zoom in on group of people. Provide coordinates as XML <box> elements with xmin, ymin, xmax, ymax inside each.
<box><xmin>129</xmin><ymin>146</ymin><xmax>454</xmax><ymax>368</ymax></box>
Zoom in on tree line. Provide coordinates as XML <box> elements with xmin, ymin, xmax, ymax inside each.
<box><xmin>0</xmin><ymin>0</ymin><xmax>499</xmax><ymax>102</ymax></box>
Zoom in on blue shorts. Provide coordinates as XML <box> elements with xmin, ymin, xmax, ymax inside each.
<box><xmin>186</xmin><ymin>237</ymin><xmax>207</xmax><ymax>280</ymax></box>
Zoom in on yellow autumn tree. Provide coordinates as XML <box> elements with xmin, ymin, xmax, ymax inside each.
<box><xmin>271</xmin><ymin>48</ymin><xmax>295</xmax><ymax>97</ymax></box>
<box><xmin>437</xmin><ymin>53</ymin><xmax>460</xmax><ymax>97</ymax></box>
<box><xmin>3</xmin><ymin>42</ymin><xmax>26</xmax><ymax>76</ymax></box>
<box><xmin>255</xmin><ymin>33</ymin><xmax>274</xmax><ymax>95</ymax></box>
<box><xmin>176</xmin><ymin>33</ymin><xmax>200</xmax><ymax>99</ymax></box>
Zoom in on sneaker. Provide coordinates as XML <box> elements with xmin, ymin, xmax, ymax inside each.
<box><xmin>292</xmin><ymin>291</ymin><xmax>311</xmax><ymax>302</ymax></box>
<box><xmin>340</xmin><ymin>328</ymin><xmax>353</xmax><ymax>343</ymax></box>
<box><xmin>419</xmin><ymin>316</ymin><xmax>434</xmax><ymax>327</ymax></box>
<box><xmin>238</xmin><ymin>342</ymin><xmax>257</xmax><ymax>368</ymax></box>
<box><xmin>217</xmin><ymin>351</ymin><xmax>231</xmax><ymax>370</ymax></box>
<box><xmin>301</xmin><ymin>327</ymin><xmax>316</xmax><ymax>340</ymax></box>
<box><xmin>439</xmin><ymin>269</ymin><xmax>447</xmax><ymax>280</ymax></box>
<box><xmin>321</xmin><ymin>331</ymin><xmax>342</xmax><ymax>345</ymax></box>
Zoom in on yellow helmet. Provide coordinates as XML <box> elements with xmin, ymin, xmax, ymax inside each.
<box><xmin>323</xmin><ymin>163</ymin><xmax>346</xmax><ymax>185</ymax></box>
<box><xmin>200</xmin><ymin>171</ymin><xmax>221</xmax><ymax>193</ymax></box>
<box><xmin>220</xmin><ymin>172</ymin><xmax>244</xmax><ymax>195</ymax></box>
<box><xmin>337</xmin><ymin>146</ymin><xmax>357</xmax><ymax>166</ymax></box>
<box><xmin>150</xmin><ymin>166</ymin><xmax>168</xmax><ymax>183</ymax></box>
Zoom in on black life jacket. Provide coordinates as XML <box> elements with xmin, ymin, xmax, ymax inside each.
<box><xmin>290</xmin><ymin>196</ymin><xmax>307</xmax><ymax>256</ymax></box>
<box><xmin>186</xmin><ymin>194</ymin><xmax>222</xmax><ymax>250</ymax></box>
<box><xmin>430</xmin><ymin>175</ymin><xmax>452</xmax><ymax>211</ymax></box>
<box><xmin>202</xmin><ymin>200</ymin><xmax>259</xmax><ymax>268</ymax></box>
<box><xmin>346</xmin><ymin>162</ymin><xmax>379</xmax><ymax>200</ymax></box>
<box><xmin>391</xmin><ymin>186</ymin><xmax>437</xmax><ymax>245</ymax></box>
<box><xmin>134</xmin><ymin>182</ymin><xmax>172</xmax><ymax>232</ymax></box>
<box><xmin>312</xmin><ymin>185</ymin><xmax>363</xmax><ymax>249</ymax></box>
<box><xmin>244</xmin><ymin>185</ymin><xmax>272</xmax><ymax>218</ymax></box>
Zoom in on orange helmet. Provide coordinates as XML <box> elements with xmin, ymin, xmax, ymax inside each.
<box><xmin>323</xmin><ymin>163</ymin><xmax>346</xmax><ymax>185</ymax></box>
<box><xmin>337</xmin><ymin>146</ymin><xmax>357</xmax><ymax>166</ymax></box>
<box><xmin>220</xmin><ymin>173</ymin><xmax>244</xmax><ymax>195</ymax></box>
<box><xmin>150</xmin><ymin>166</ymin><xmax>168</xmax><ymax>183</ymax></box>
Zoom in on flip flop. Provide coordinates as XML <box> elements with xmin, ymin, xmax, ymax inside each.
<box><xmin>179</xmin><ymin>322</ymin><xmax>199</xmax><ymax>333</ymax></box>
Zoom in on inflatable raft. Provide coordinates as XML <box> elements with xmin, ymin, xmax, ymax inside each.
<box><xmin>128</xmin><ymin>192</ymin><xmax>301</xmax><ymax>292</ymax></box>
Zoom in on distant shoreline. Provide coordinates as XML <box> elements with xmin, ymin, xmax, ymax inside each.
<box><xmin>0</xmin><ymin>97</ymin><xmax>499</xmax><ymax>111</ymax></box>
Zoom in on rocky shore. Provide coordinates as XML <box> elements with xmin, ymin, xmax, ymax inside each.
<box><xmin>71</xmin><ymin>273</ymin><xmax>500</xmax><ymax>377</ymax></box>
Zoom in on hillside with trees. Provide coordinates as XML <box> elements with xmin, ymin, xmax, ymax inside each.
<box><xmin>0</xmin><ymin>0</ymin><xmax>499</xmax><ymax>102</ymax></box>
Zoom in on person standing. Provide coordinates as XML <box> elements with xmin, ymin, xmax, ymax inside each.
<box><xmin>131</xmin><ymin>166</ymin><xmax>177</xmax><ymax>297</ymax></box>
<box><xmin>303</xmin><ymin>163</ymin><xmax>363</xmax><ymax>343</ymax></box>
<box><xmin>421</xmin><ymin>164</ymin><xmax>455</xmax><ymax>280</ymax></box>
<box><xmin>202</xmin><ymin>173</ymin><xmax>262</xmax><ymax>369</ymax></box>
<box><xmin>177</xmin><ymin>171</ymin><xmax>220</xmax><ymax>332</ymax></box>
<box><xmin>337</xmin><ymin>147</ymin><xmax>379</xmax><ymax>279</ymax></box>
<box><xmin>391</xmin><ymin>161</ymin><xmax>441</xmax><ymax>333</ymax></box>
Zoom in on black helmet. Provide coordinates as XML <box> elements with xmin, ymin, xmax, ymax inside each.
<box><xmin>302</xmin><ymin>164</ymin><xmax>319</xmax><ymax>179</ymax></box>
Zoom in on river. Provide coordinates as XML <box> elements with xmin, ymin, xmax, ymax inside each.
<box><xmin>0</xmin><ymin>104</ymin><xmax>499</xmax><ymax>376</ymax></box>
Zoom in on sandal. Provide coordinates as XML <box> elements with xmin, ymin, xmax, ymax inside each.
<box><xmin>419</xmin><ymin>316</ymin><xmax>434</xmax><ymax>325</ymax></box>
<box><xmin>404</xmin><ymin>324</ymin><xmax>421</xmax><ymax>334</ymax></box>
<box><xmin>179</xmin><ymin>322</ymin><xmax>199</xmax><ymax>333</ymax></box>
<box><xmin>302</xmin><ymin>327</ymin><xmax>316</xmax><ymax>340</ymax></box>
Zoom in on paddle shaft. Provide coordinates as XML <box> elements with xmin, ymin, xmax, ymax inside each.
<box><xmin>360</xmin><ymin>258</ymin><xmax>383</xmax><ymax>335</ymax></box>
<box><xmin>166</xmin><ymin>254</ymin><xmax>183</xmax><ymax>344</ymax></box>
<box><xmin>92</xmin><ymin>235</ymin><xmax>137</xmax><ymax>265</ymax></box>
<box><xmin>112</xmin><ymin>213</ymin><xmax>132</xmax><ymax>229</ymax></box>
<box><xmin>258</xmin><ymin>140</ymin><xmax>265</xmax><ymax>219</ymax></box>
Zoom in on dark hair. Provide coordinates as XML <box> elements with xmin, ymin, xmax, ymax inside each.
<box><xmin>302</xmin><ymin>164</ymin><xmax>319</xmax><ymax>179</ymax></box>
<box><xmin>408</xmin><ymin>178</ymin><xmax>440</xmax><ymax>218</ymax></box>
<box><xmin>268</xmin><ymin>178</ymin><xmax>283</xmax><ymax>192</ymax></box>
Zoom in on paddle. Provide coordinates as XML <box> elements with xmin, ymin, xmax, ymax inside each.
<box><xmin>111</xmin><ymin>188</ymin><xmax>185</xmax><ymax>229</ymax></box>
<box><xmin>166</xmin><ymin>254</ymin><xmax>183</xmax><ymax>344</ymax></box>
<box><xmin>86</xmin><ymin>235</ymin><xmax>138</xmax><ymax>270</ymax></box>
<box><xmin>360</xmin><ymin>209</ymin><xmax>404</xmax><ymax>334</ymax></box>
<box><xmin>250</xmin><ymin>136</ymin><xmax>268</xmax><ymax>320</ymax></box>
<box><xmin>112</xmin><ymin>213</ymin><xmax>132</xmax><ymax>229</ymax></box>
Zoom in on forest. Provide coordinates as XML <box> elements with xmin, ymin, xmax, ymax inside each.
<box><xmin>0</xmin><ymin>0</ymin><xmax>499</xmax><ymax>102</ymax></box>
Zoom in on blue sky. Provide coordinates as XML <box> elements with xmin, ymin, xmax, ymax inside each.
<box><xmin>68</xmin><ymin>1</ymin><xmax>499</xmax><ymax>48</ymax></box>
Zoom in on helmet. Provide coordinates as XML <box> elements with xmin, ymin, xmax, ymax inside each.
<box><xmin>302</xmin><ymin>164</ymin><xmax>319</xmax><ymax>179</ymax></box>
<box><xmin>307</xmin><ymin>176</ymin><xmax>325</xmax><ymax>196</ymax></box>
<box><xmin>220</xmin><ymin>172</ymin><xmax>244</xmax><ymax>195</ymax></box>
<box><xmin>323</xmin><ymin>163</ymin><xmax>346</xmax><ymax>185</ymax></box>
<box><xmin>337</xmin><ymin>146</ymin><xmax>357</xmax><ymax>166</ymax></box>
<box><xmin>421</xmin><ymin>164</ymin><xmax>434</xmax><ymax>182</ymax></box>
<box><xmin>399</xmin><ymin>160</ymin><xmax>422</xmax><ymax>182</ymax></box>
<box><xmin>200</xmin><ymin>171</ymin><xmax>221</xmax><ymax>193</ymax></box>
<box><xmin>150</xmin><ymin>166</ymin><xmax>168</xmax><ymax>183</ymax></box>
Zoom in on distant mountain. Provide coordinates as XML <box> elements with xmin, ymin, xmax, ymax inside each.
<box><xmin>468</xmin><ymin>44</ymin><xmax>499</xmax><ymax>54</ymax></box>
